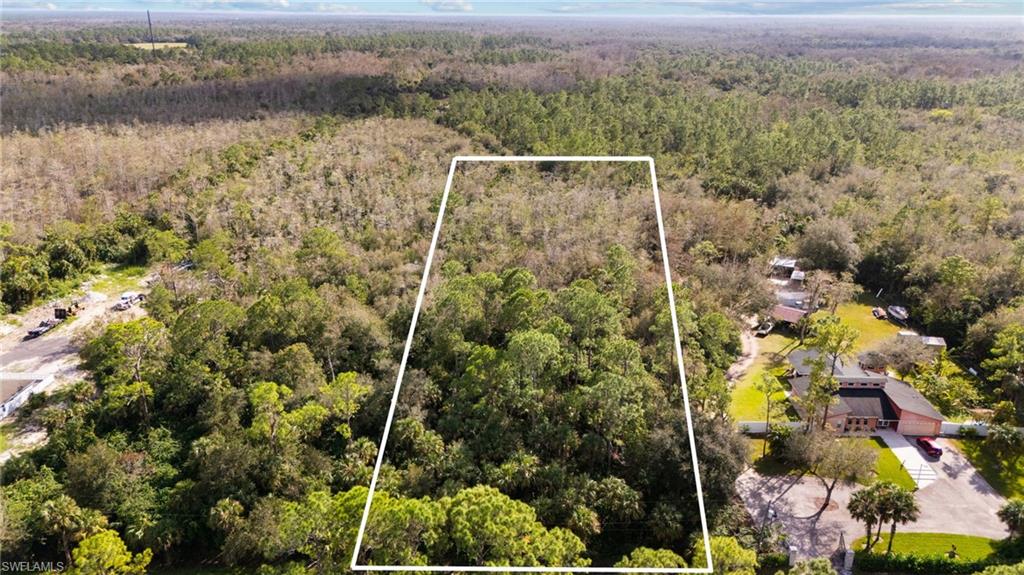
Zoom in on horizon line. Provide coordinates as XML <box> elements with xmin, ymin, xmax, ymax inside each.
<box><xmin>4</xmin><ymin>9</ymin><xmax>1022</xmax><ymax>19</ymax></box>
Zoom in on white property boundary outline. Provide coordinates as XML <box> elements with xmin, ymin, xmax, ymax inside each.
<box><xmin>351</xmin><ymin>156</ymin><xmax>713</xmax><ymax>574</ymax></box>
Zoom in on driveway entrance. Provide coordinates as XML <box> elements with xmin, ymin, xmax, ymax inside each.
<box><xmin>876</xmin><ymin>430</ymin><xmax>938</xmax><ymax>488</ymax></box>
<box><xmin>736</xmin><ymin>435</ymin><xmax>1008</xmax><ymax>559</ymax></box>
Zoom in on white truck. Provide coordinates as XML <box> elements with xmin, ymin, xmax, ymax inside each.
<box><xmin>113</xmin><ymin>291</ymin><xmax>145</xmax><ymax>311</ymax></box>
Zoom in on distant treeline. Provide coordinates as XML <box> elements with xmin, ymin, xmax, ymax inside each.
<box><xmin>0</xmin><ymin>30</ymin><xmax>555</xmax><ymax>71</ymax></box>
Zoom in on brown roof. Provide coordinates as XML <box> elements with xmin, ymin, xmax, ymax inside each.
<box><xmin>787</xmin><ymin>350</ymin><xmax>944</xmax><ymax>423</ymax></box>
<box><xmin>883</xmin><ymin>376</ymin><xmax>944</xmax><ymax>420</ymax></box>
<box><xmin>772</xmin><ymin>305</ymin><xmax>807</xmax><ymax>324</ymax></box>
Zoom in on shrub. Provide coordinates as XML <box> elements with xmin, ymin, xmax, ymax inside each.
<box><xmin>854</xmin><ymin>551</ymin><xmax>988</xmax><ymax>574</ymax></box>
<box><xmin>758</xmin><ymin>551</ymin><xmax>789</xmax><ymax>571</ymax></box>
<box><xmin>767</xmin><ymin>424</ymin><xmax>793</xmax><ymax>455</ymax></box>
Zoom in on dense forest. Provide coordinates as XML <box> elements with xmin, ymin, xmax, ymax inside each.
<box><xmin>1</xmin><ymin>13</ymin><xmax>1022</xmax><ymax>574</ymax></box>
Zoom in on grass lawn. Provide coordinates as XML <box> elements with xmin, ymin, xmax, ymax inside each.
<box><xmin>853</xmin><ymin>532</ymin><xmax>998</xmax><ymax>560</ymax></box>
<box><xmin>748</xmin><ymin>436</ymin><xmax>916</xmax><ymax>490</ymax></box>
<box><xmin>88</xmin><ymin>263</ymin><xmax>149</xmax><ymax>295</ymax></box>
<box><xmin>747</xmin><ymin>437</ymin><xmax>802</xmax><ymax>476</ymax></box>
<box><xmin>730</xmin><ymin>332</ymin><xmax>798</xmax><ymax>421</ymax></box>
<box><xmin>853</xmin><ymin>437</ymin><xmax>917</xmax><ymax>490</ymax></box>
<box><xmin>950</xmin><ymin>438</ymin><xmax>1024</xmax><ymax>499</ymax></box>
<box><xmin>730</xmin><ymin>294</ymin><xmax>900</xmax><ymax>423</ymax></box>
<box><xmin>821</xmin><ymin>294</ymin><xmax>903</xmax><ymax>352</ymax></box>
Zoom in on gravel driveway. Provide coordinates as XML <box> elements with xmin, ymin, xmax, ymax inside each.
<box><xmin>736</xmin><ymin>436</ymin><xmax>1009</xmax><ymax>559</ymax></box>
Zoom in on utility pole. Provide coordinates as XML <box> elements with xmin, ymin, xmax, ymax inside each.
<box><xmin>147</xmin><ymin>10</ymin><xmax>155</xmax><ymax>51</ymax></box>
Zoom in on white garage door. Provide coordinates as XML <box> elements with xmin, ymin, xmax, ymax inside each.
<box><xmin>897</xmin><ymin>420</ymin><xmax>938</xmax><ymax>436</ymax></box>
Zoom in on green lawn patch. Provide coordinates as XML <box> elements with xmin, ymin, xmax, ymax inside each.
<box><xmin>852</xmin><ymin>437</ymin><xmax>917</xmax><ymax>490</ymax></box>
<box><xmin>749</xmin><ymin>436</ymin><xmax>916</xmax><ymax>490</ymax></box>
<box><xmin>730</xmin><ymin>332</ymin><xmax>799</xmax><ymax>421</ymax></box>
<box><xmin>747</xmin><ymin>437</ymin><xmax>767</xmax><ymax>461</ymax></box>
<box><xmin>950</xmin><ymin>438</ymin><xmax>1024</xmax><ymax>499</ymax></box>
<box><xmin>814</xmin><ymin>294</ymin><xmax>902</xmax><ymax>354</ymax></box>
<box><xmin>853</xmin><ymin>532</ymin><xmax>998</xmax><ymax>561</ymax></box>
<box><xmin>747</xmin><ymin>437</ymin><xmax>802</xmax><ymax>476</ymax></box>
<box><xmin>88</xmin><ymin>263</ymin><xmax>149</xmax><ymax>295</ymax></box>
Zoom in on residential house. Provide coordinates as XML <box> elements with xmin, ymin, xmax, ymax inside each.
<box><xmin>786</xmin><ymin>349</ymin><xmax>944</xmax><ymax>436</ymax></box>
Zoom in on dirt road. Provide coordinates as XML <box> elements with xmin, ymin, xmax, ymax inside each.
<box><xmin>727</xmin><ymin>318</ymin><xmax>760</xmax><ymax>382</ymax></box>
<box><xmin>1</xmin><ymin>292</ymin><xmax>106</xmax><ymax>372</ymax></box>
<box><xmin>1</xmin><ymin>273</ymin><xmax>152</xmax><ymax>461</ymax></box>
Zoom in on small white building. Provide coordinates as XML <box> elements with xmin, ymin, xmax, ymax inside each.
<box><xmin>1</xmin><ymin>372</ymin><xmax>52</xmax><ymax>419</ymax></box>
<box><xmin>897</xmin><ymin>331</ymin><xmax>947</xmax><ymax>351</ymax></box>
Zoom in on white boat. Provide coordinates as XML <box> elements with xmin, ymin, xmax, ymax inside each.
<box><xmin>887</xmin><ymin>305</ymin><xmax>909</xmax><ymax>322</ymax></box>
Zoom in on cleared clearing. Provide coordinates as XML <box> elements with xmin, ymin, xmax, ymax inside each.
<box><xmin>124</xmin><ymin>42</ymin><xmax>190</xmax><ymax>50</ymax></box>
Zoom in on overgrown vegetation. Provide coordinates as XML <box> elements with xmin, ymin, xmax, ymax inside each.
<box><xmin>1</xmin><ymin>14</ymin><xmax>1021</xmax><ymax>573</ymax></box>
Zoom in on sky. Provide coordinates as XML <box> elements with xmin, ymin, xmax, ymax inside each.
<box><xmin>2</xmin><ymin>0</ymin><xmax>1022</xmax><ymax>17</ymax></box>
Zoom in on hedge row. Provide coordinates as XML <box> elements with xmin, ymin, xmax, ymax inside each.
<box><xmin>855</xmin><ymin>551</ymin><xmax>989</xmax><ymax>574</ymax></box>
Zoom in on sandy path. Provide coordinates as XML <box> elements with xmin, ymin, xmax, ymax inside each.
<box><xmin>727</xmin><ymin>318</ymin><xmax>760</xmax><ymax>382</ymax></box>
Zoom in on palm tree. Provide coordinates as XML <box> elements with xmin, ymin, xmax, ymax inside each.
<box><xmin>40</xmin><ymin>495</ymin><xmax>108</xmax><ymax>563</ymax></box>
<box><xmin>848</xmin><ymin>482</ymin><xmax>895</xmax><ymax>552</ymax></box>
<box><xmin>883</xmin><ymin>486</ymin><xmax>920</xmax><ymax>554</ymax></box>
<box><xmin>998</xmin><ymin>498</ymin><xmax>1024</xmax><ymax>538</ymax></box>
<box><xmin>41</xmin><ymin>495</ymin><xmax>83</xmax><ymax>564</ymax></box>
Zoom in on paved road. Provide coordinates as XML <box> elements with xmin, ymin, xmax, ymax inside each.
<box><xmin>1</xmin><ymin>329</ymin><xmax>78</xmax><ymax>371</ymax></box>
<box><xmin>922</xmin><ymin>438</ymin><xmax>1008</xmax><ymax>540</ymax></box>
<box><xmin>1</xmin><ymin>280</ymin><xmax>150</xmax><ymax>460</ymax></box>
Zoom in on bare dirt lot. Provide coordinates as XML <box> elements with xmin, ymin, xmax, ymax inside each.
<box><xmin>0</xmin><ymin>272</ymin><xmax>152</xmax><ymax>461</ymax></box>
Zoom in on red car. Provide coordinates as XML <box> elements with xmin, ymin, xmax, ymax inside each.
<box><xmin>916</xmin><ymin>437</ymin><xmax>943</xmax><ymax>458</ymax></box>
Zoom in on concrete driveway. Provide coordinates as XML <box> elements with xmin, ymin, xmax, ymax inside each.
<box><xmin>877</xmin><ymin>430</ymin><xmax>939</xmax><ymax>488</ymax></box>
<box><xmin>736</xmin><ymin>470</ymin><xmax>855</xmax><ymax>559</ymax></box>
<box><xmin>736</xmin><ymin>436</ymin><xmax>1009</xmax><ymax>559</ymax></box>
<box><xmin>919</xmin><ymin>438</ymin><xmax>1008</xmax><ymax>540</ymax></box>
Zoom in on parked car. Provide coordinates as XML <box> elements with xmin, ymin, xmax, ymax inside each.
<box><xmin>754</xmin><ymin>320</ymin><xmax>775</xmax><ymax>337</ymax></box>
<box><xmin>113</xmin><ymin>291</ymin><xmax>145</xmax><ymax>311</ymax></box>
<box><xmin>871</xmin><ymin>307</ymin><xmax>887</xmax><ymax>320</ymax></box>
<box><xmin>916</xmin><ymin>437</ymin><xmax>943</xmax><ymax>458</ymax></box>
<box><xmin>25</xmin><ymin>319</ymin><xmax>60</xmax><ymax>340</ymax></box>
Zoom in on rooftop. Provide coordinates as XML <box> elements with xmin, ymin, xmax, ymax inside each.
<box><xmin>790</xmin><ymin>377</ymin><xmax>901</xmax><ymax>420</ymax></box>
<box><xmin>1</xmin><ymin>372</ymin><xmax>49</xmax><ymax>405</ymax></box>
<box><xmin>772</xmin><ymin>304</ymin><xmax>807</xmax><ymax>324</ymax></box>
<box><xmin>786</xmin><ymin>350</ymin><xmax>944</xmax><ymax>421</ymax></box>
<box><xmin>788</xmin><ymin>349</ymin><xmax>885</xmax><ymax>381</ymax></box>
<box><xmin>770</xmin><ymin>256</ymin><xmax>798</xmax><ymax>269</ymax></box>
